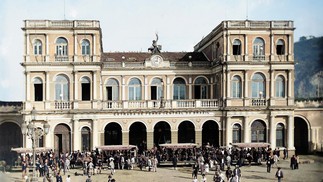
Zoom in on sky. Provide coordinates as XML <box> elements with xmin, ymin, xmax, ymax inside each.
<box><xmin>0</xmin><ymin>0</ymin><xmax>322</xmax><ymax>101</ymax></box>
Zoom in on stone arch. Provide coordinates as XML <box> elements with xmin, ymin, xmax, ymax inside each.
<box><xmin>294</xmin><ymin>116</ymin><xmax>311</xmax><ymax>154</ymax></box>
<box><xmin>54</xmin><ymin>123</ymin><xmax>71</xmax><ymax>154</ymax></box>
<box><xmin>178</xmin><ymin>120</ymin><xmax>195</xmax><ymax>143</ymax></box>
<box><xmin>202</xmin><ymin>120</ymin><xmax>220</xmax><ymax>147</ymax></box>
<box><xmin>104</xmin><ymin>122</ymin><xmax>122</xmax><ymax>145</ymax></box>
<box><xmin>154</xmin><ymin>121</ymin><xmax>171</xmax><ymax>146</ymax></box>
<box><xmin>129</xmin><ymin>122</ymin><xmax>147</xmax><ymax>153</ymax></box>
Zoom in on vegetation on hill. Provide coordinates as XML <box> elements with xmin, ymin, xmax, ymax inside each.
<box><xmin>294</xmin><ymin>36</ymin><xmax>323</xmax><ymax>99</ymax></box>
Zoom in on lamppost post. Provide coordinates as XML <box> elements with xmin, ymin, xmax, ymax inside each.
<box><xmin>21</xmin><ymin>107</ymin><xmax>50</xmax><ymax>182</ymax></box>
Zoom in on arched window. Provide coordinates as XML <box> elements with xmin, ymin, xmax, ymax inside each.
<box><xmin>173</xmin><ymin>78</ymin><xmax>186</xmax><ymax>100</ymax></box>
<box><xmin>34</xmin><ymin>77</ymin><xmax>43</xmax><ymax>101</ymax></box>
<box><xmin>55</xmin><ymin>75</ymin><xmax>69</xmax><ymax>101</ymax></box>
<box><xmin>81</xmin><ymin>127</ymin><xmax>91</xmax><ymax>151</ymax></box>
<box><xmin>276</xmin><ymin>123</ymin><xmax>285</xmax><ymax>147</ymax></box>
<box><xmin>81</xmin><ymin>77</ymin><xmax>91</xmax><ymax>101</ymax></box>
<box><xmin>231</xmin><ymin>76</ymin><xmax>241</xmax><ymax>98</ymax></box>
<box><xmin>232</xmin><ymin>124</ymin><xmax>242</xmax><ymax>143</ymax></box>
<box><xmin>151</xmin><ymin>78</ymin><xmax>163</xmax><ymax>100</ymax></box>
<box><xmin>56</xmin><ymin>37</ymin><xmax>68</xmax><ymax>56</ymax></box>
<box><xmin>251</xmin><ymin>120</ymin><xmax>266</xmax><ymax>142</ymax></box>
<box><xmin>33</xmin><ymin>39</ymin><xmax>42</xmax><ymax>55</ymax></box>
<box><xmin>106</xmin><ymin>78</ymin><xmax>119</xmax><ymax>101</ymax></box>
<box><xmin>129</xmin><ymin>78</ymin><xmax>142</xmax><ymax>100</ymax></box>
<box><xmin>275</xmin><ymin>76</ymin><xmax>285</xmax><ymax>98</ymax></box>
<box><xmin>252</xmin><ymin>73</ymin><xmax>265</xmax><ymax>98</ymax></box>
<box><xmin>194</xmin><ymin>77</ymin><xmax>208</xmax><ymax>99</ymax></box>
<box><xmin>276</xmin><ymin>39</ymin><xmax>285</xmax><ymax>55</ymax></box>
<box><xmin>253</xmin><ymin>37</ymin><xmax>265</xmax><ymax>60</ymax></box>
<box><xmin>233</xmin><ymin>39</ymin><xmax>241</xmax><ymax>55</ymax></box>
<box><xmin>81</xmin><ymin>39</ymin><xmax>90</xmax><ymax>55</ymax></box>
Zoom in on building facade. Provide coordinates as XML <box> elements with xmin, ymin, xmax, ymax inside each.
<box><xmin>0</xmin><ymin>20</ymin><xmax>322</xmax><ymax>163</ymax></box>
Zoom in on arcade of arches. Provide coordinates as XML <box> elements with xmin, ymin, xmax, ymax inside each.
<box><xmin>0</xmin><ymin>116</ymin><xmax>316</xmax><ymax>163</ymax></box>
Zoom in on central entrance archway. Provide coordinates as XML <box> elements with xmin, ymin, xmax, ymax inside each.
<box><xmin>0</xmin><ymin>122</ymin><xmax>23</xmax><ymax>164</ymax></box>
<box><xmin>54</xmin><ymin>124</ymin><xmax>71</xmax><ymax>154</ymax></box>
<box><xmin>294</xmin><ymin>117</ymin><xmax>309</xmax><ymax>154</ymax></box>
<box><xmin>104</xmin><ymin>122</ymin><xmax>122</xmax><ymax>145</ymax></box>
<box><xmin>202</xmin><ymin>120</ymin><xmax>219</xmax><ymax>147</ymax></box>
<box><xmin>129</xmin><ymin>122</ymin><xmax>147</xmax><ymax>153</ymax></box>
<box><xmin>178</xmin><ymin>121</ymin><xmax>195</xmax><ymax>143</ymax></box>
<box><xmin>154</xmin><ymin>121</ymin><xmax>171</xmax><ymax>146</ymax></box>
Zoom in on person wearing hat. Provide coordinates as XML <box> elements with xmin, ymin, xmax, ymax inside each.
<box><xmin>275</xmin><ymin>167</ymin><xmax>283</xmax><ymax>182</ymax></box>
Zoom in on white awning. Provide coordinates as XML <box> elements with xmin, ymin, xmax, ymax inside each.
<box><xmin>11</xmin><ymin>147</ymin><xmax>52</xmax><ymax>154</ymax></box>
<box><xmin>159</xmin><ymin>143</ymin><xmax>198</xmax><ymax>149</ymax></box>
<box><xmin>96</xmin><ymin>145</ymin><xmax>138</xmax><ymax>151</ymax></box>
<box><xmin>231</xmin><ymin>143</ymin><xmax>270</xmax><ymax>148</ymax></box>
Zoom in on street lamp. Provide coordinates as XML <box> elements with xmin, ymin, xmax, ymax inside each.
<box><xmin>21</xmin><ymin>107</ymin><xmax>50</xmax><ymax>182</ymax></box>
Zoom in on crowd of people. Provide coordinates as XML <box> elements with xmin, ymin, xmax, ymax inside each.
<box><xmin>16</xmin><ymin>144</ymin><xmax>299</xmax><ymax>182</ymax></box>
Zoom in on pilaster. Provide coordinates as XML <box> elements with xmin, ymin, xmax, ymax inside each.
<box><xmin>73</xmin><ymin>119</ymin><xmax>81</xmax><ymax>151</ymax></box>
<box><xmin>147</xmin><ymin>131</ymin><xmax>154</xmax><ymax>149</ymax></box>
<box><xmin>244</xmin><ymin>116</ymin><xmax>250</xmax><ymax>143</ymax></box>
<box><xmin>195</xmin><ymin>130</ymin><xmax>202</xmax><ymax>146</ymax></box>
<box><xmin>269</xmin><ymin>116</ymin><xmax>276</xmax><ymax>149</ymax></box>
<box><xmin>171</xmin><ymin>130</ymin><xmax>178</xmax><ymax>144</ymax></box>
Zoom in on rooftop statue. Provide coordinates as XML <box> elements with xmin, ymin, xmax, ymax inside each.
<box><xmin>148</xmin><ymin>33</ymin><xmax>162</xmax><ymax>54</ymax></box>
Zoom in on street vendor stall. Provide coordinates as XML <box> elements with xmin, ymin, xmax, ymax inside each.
<box><xmin>96</xmin><ymin>145</ymin><xmax>138</xmax><ymax>151</ymax></box>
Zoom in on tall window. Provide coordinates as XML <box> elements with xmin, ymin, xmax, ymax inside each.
<box><xmin>231</xmin><ymin>76</ymin><xmax>241</xmax><ymax>98</ymax></box>
<box><xmin>194</xmin><ymin>77</ymin><xmax>208</xmax><ymax>99</ymax></box>
<box><xmin>106</xmin><ymin>78</ymin><xmax>119</xmax><ymax>100</ymax></box>
<box><xmin>276</xmin><ymin>123</ymin><xmax>285</xmax><ymax>147</ymax></box>
<box><xmin>275</xmin><ymin>76</ymin><xmax>285</xmax><ymax>98</ymax></box>
<box><xmin>253</xmin><ymin>37</ymin><xmax>265</xmax><ymax>60</ymax></box>
<box><xmin>34</xmin><ymin>39</ymin><xmax>42</xmax><ymax>55</ymax></box>
<box><xmin>81</xmin><ymin>77</ymin><xmax>91</xmax><ymax>101</ymax></box>
<box><xmin>55</xmin><ymin>75</ymin><xmax>69</xmax><ymax>101</ymax></box>
<box><xmin>232</xmin><ymin>39</ymin><xmax>241</xmax><ymax>55</ymax></box>
<box><xmin>151</xmin><ymin>78</ymin><xmax>163</xmax><ymax>100</ymax></box>
<box><xmin>129</xmin><ymin>78</ymin><xmax>142</xmax><ymax>100</ymax></box>
<box><xmin>252</xmin><ymin>73</ymin><xmax>265</xmax><ymax>98</ymax></box>
<box><xmin>276</xmin><ymin>39</ymin><xmax>285</xmax><ymax>55</ymax></box>
<box><xmin>173</xmin><ymin>78</ymin><xmax>186</xmax><ymax>100</ymax></box>
<box><xmin>34</xmin><ymin>77</ymin><xmax>43</xmax><ymax>101</ymax></box>
<box><xmin>232</xmin><ymin>124</ymin><xmax>242</xmax><ymax>143</ymax></box>
<box><xmin>251</xmin><ymin>120</ymin><xmax>266</xmax><ymax>142</ymax></box>
<box><xmin>81</xmin><ymin>127</ymin><xmax>91</xmax><ymax>151</ymax></box>
<box><xmin>56</xmin><ymin>37</ymin><xmax>68</xmax><ymax>56</ymax></box>
<box><xmin>82</xmin><ymin>39</ymin><xmax>90</xmax><ymax>55</ymax></box>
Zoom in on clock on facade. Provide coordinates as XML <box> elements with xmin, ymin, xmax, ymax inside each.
<box><xmin>151</xmin><ymin>55</ymin><xmax>163</xmax><ymax>67</ymax></box>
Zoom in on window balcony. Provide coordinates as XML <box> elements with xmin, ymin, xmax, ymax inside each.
<box><xmin>104</xmin><ymin>99</ymin><xmax>219</xmax><ymax>110</ymax></box>
<box><xmin>55</xmin><ymin>101</ymin><xmax>72</xmax><ymax>110</ymax></box>
<box><xmin>251</xmin><ymin>99</ymin><xmax>267</xmax><ymax>106</ymax></box>
<box><xmin>55</xmin><ymin>55</ymin><xmax>72</xmax><ymax>62</ymax></box>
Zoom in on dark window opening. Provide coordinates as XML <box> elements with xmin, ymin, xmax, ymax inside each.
<box><xmin>82</xmin><ymin>83</ymin><xmax>91</xmax><ymax>101</ymax></box>
<box><xmin>34</xmin><ymin>84</ymin><xmax>43</xmax><ymax>101</ymax></box>
<box><xmin>233</xmin><ymin>45</ymin><xmax>241</xmax><ymax>55</ymax></box>
<box><xmin>151</xmin><ymin>86</ymin><xmax>157</xmax><ymax>100</ymax></box>
<box><xmin>106</xmin><ymin>87</ymin><xmax>112</xmax><ymax>100</ymax></box>
<box><xmin>194</xmin><ymin>85</ymin><xmax>201</xmax><ymax>99</ymax></box>
<box><xmin>276</xmin><ymin>45</ymin><xmax>285</xmax><ymax>55</ymax></box>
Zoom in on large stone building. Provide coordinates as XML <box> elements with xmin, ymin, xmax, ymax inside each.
<box><xmin>0</xmin><ymin>19</ymin><xmax>322</xmax><ymax>163</ymax></box>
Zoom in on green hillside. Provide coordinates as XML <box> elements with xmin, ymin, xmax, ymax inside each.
<box><xmin>294</xmin><ymin>36</ymin><xmax>323</xmax><ymax>99</ymax></box>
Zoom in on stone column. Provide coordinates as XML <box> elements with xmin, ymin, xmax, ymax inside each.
<box><xmin>93</xmin><ymin>34</ymin><xmax>96</xmax><ymax>62</ymax></box>
<box><xmin>147</xmin><ymin>131</ymin><xmax>154</xmax><ymax>149</ymax></box>
<box><xmin>288</xmin><ymin>70</ymin><xmax>292</xmax><ymax>97</ymax></box>
<box><xmin>226</xmin><ymin>117</ymin><xmax>232</xmax><ymax>146</ymax></box>
<box><xmin>195</xmin><ymin>130</ymin><xmax>202</xmax><ymax>146</ymax></box>
<box><xmin>244</xmin><ymin>35</ymin><xmax>248</xmax><ymax>61</ymax></box>
<box><xmin>227</xmin><ymin>71</ymin><xmax>230</xmax><ymax>98</ymax></box>
<box><xmin>287</xmin><ymin>116</ymin><xmax>295</xmax><ymax>151</ymax></box>
<box><xmin>73</xmin><ymin>119</ymin><xmax>81</xmax><ymax>151</ymax></box>
<box><xmin>122</xmin><ymin>76</ymin><xmax>126</xmax><ymax>101</ymax></box>
<box><xmin>244</xmin><ymin>116</ymin><xmax>250</xmax><ymax>143</ymax></box>
<box><xmin>171</xmin><ymin>130</ymin><xmax>178</xmax><ymax>144</ymax></box>
<box><xmin>122</xmin><ymin>131</ymin><xmax>129</xmax><ymax>145</ymax></box>
<box><xmin>92</xmin><ymin>71</ymin><xmax>97</xmax><ymax>100</ymax></box>
<box><xmin>45</xmin><ymin>34</ymin><xmax>49</xmax><ymax>62</ymax></box>
<box><xmin>26</xmin><ymin>71</ymin><xmax>31</xmax><ymax>101</ymax></box>
<box><xmin>270</xmin><ymin>116</ymin><xmax>276</xmax><ymax>149</ymax></box>
<box><xmin>92</xmin><ymin>119</ymin><xmax>99</xmax><ymax>150</ymax></box>
<box><xmin>270</xmin><ymin>70</ymin><xmax>274</xmax><ymax>97</ymax></box>
<box><xmin>144</xmin><ymin>76</ymin><xmax>148</xmax><ymax>100</ymax></box>
<box><xmin>74</xmin><ymin>33</ymin><xmax>78</xmax><ymax>62</ymax></box>
<box><xmin>189</xmin><ymin>76</ymin><xmax>192</xmax><ymax>99</ymax></box>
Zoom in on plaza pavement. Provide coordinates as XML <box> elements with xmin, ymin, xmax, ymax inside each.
<box><xmin>1</xmin><ymin>155</ymin><xmax>323</xmax><ymax>182</ymax></box>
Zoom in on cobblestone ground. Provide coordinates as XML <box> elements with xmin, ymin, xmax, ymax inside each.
<box><xmin>1</xmin><ymin>155</ymin><xmax>323</xmax><ymax>182</ymax></box>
